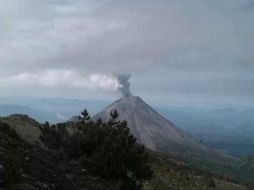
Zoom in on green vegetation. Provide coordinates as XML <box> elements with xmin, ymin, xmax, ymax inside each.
<box><xmin>39</xmin><ymin>109</ymin><xmax>153</xmax><ymax>190</ymax></box>
<box><xmin>1</xmin><ymin>114</ymin><xmax>41</xmax><ymax>144</ymax></box>
<box><xmin>0</xmin><ymin>110</ymin><xmax>251</xmax><ymax>190</ymax></box>
<box><xmin>143</xmin><ymin>151</ymin><xmax>248</xmax><ymax>190</ymax></box>
<box><xmin>39</xmin><ymin>121</ymin><xmax>68</xmax><ymax>150</ymax></box>
<box><xmin>143</xmin><ymin>151</ymin><xmax>216</xmax><ymax>190</ymax></box>
<box><xmin>0</xmin><ymin>122</ymin><xmax>23</xmax><ymax>189</ymax></box>
<box><xmin>214</xmin><ymin>179</ymin><xmax>247</xmax><ymax>190</ymax></box>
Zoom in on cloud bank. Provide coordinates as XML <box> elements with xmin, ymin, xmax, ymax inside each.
<box><xmin>0</xmin><ymin>0</ymin><xmax>253</xmax><ymax>107</ymax></box>
<box><xmin>0</xmin><ymin>70</ymin><xmax>123</xmax><ymax>91</ymax></box>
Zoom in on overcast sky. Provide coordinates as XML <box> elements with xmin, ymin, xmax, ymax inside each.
<box><xmin>0</xmin><ymin>0</ymin><xmax>253</xmax><ymax>108</ymax></box>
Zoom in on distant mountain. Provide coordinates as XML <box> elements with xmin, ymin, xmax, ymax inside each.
<box><xmin>0</xmin><ymin>104</ymin><xmax>60</xmax><ymax>123</ymax></box>
<box><xmin>93</xmin><ymin>96</ymin><xmax>232</xmax><ymax>165</ymax></box>
<box><xmin>94</xmin><ymin>96</ymin><xmax>201</xmax><ymax>151</ymax></box>
<box><xmin>0</xmin><ymin>97</ymin><xmax>110</xmax><ymax>123</ymax></box>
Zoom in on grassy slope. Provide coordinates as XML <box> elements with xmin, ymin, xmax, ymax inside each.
<box><xmin>0</xmin><ymin>114</ymin><xmax>42</xmax><ymax>144</ymax></box>
<box><xmin>143</xmin><ymin>151</ymin><xmax>247</xmax><ymax>190</ymax></box>
<box><xmin>214</xmin><ymin>179</ymin><xmax>247</xmax><ymax>190</ymax></box>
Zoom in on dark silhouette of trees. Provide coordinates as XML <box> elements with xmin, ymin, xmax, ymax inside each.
<box><xmin>0</xmin><ymin>122</ymin><xmax>22</xmax><ymax>188</ymax></box>
<box><xmin>39</xmin><ymin>122</ymin><xmax>69</xmax><ymax>151</ymax></box>
<box><xmin>39</xmin><ymin>109</ymin><xmax>152</xmax><ymax>190</ymax></box>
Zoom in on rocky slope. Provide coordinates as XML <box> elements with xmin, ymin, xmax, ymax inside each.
<box><xmin>93</xmin><ymin>96</ymin><xmax>232</xmax><ymax>163</ymax></box>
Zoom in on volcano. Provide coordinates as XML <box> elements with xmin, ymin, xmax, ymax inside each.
<box><xmin>93</xmin><ymin>96</ymin><xmax>213</xmax><ymax>158</ymax></box>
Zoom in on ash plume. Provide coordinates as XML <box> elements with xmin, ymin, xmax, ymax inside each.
<box><xmin>116</xmin><ymin>75</ymin><xmax>132</xmax><ymax>98</ymax></box>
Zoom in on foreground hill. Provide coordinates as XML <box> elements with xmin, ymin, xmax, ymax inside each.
<box><xmin>1</xmin><ymin>112</ymin><xmax>254</xmax><ymax>181</ymax></box>
<box><xmin>145</xmin><ymin>151</ymin><xmax>248</xmax><ymax>190</ymax></box>
<box><xmin>0</xmin><ymin>113</ymin><xmax>251</xmax><ymax>190</ymax></box>
<box><xmin>0</xmin><ymin>114</ymin><xmax>42</xmax><ymax>144</ymax></box>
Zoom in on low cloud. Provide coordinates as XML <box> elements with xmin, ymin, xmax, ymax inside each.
<box><xmin>0</xmin><ymin>70</ymin><xmax>122</xmax><ymax>92</ymax></box>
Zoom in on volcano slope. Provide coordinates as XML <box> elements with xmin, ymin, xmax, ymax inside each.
<box><xmin>93</xmin><ymin>96</ymin><xmax>236</xmax><ymax>175</ymax></box>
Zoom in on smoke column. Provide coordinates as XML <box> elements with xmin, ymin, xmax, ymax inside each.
<box><xmin>116</xmin><ymin>75</ymin><xmax>132</xmax><ymax>98</ymax></box>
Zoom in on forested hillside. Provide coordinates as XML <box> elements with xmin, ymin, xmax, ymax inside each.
<box><xmin>0</xmin><ymin>110</ymin><xmax>252</xmax><ymax>190</ymax></box>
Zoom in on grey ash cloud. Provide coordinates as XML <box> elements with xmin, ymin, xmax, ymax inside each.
<box><xmin>116</xmin><ymin>75</ymin><xmax>132</xmax><ymax>98</ymax></box>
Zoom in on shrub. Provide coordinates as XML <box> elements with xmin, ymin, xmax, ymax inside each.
<box><xmin>39</xmin><ymin>122</ymin><xmax>69</xmax><ymax>151</ymax></box>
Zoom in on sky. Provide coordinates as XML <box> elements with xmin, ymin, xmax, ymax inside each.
<box><xmin>0</xmin><ymin>0</ymin><xmax>253</xmax><ymax>108</ymax></box>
